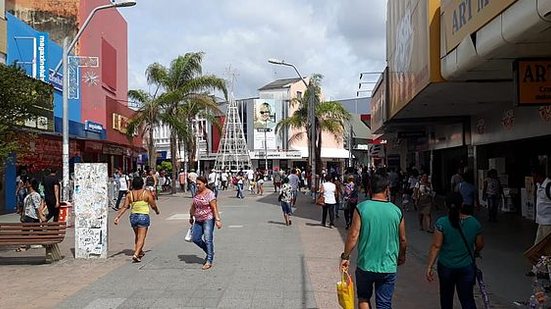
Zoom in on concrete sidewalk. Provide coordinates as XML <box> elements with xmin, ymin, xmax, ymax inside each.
<box><xmin>0</xmin><ymin>185</ymin><xmax>531</xmax><ymax>308</ymax></box>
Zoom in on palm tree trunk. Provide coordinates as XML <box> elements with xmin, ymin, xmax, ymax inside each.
<box><xmin>148</xmin><ymin>127</ymin><xmax>155</xmax><ymax>170</ymax></box>
<box><xmin>315</xmin><ymin>119</ymin><xmax>322</xmax><ymax>184</ymax></box>
<box><xmin>170</xmin><ymin>132</ymin><xmax>177</xmax><ymax>194</ymax></box>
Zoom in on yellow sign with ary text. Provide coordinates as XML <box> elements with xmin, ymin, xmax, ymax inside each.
<box><xmin>441</xmin><ymin>0</ymin><xmax>517</xmax><ymax>54</ymax></box>
<box><xmin>516</xmin><ymin>60</ymin><xmax>551</xmax><ymax>105</ymax></box>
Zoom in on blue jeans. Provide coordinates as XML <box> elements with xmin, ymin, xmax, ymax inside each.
<box><xmin>192</xmin><ymin>219</ymin><xmax>215</xmax><ymax>263</ymax></box>
<box><xmin>437</xmin><ymin>263</ymin><xmax>476</xmax><ymax>309</ymax></box>
<box><xmin>236</xmin><ymin>183</ymin><xmax>244</xmax><ymax>198</ymax></box>
<box><xmin>190</xmin><ymin>182</ymin><xmax>197</xmax><ymax>197</ymax></box>
<box><xmin>355</xmin><ymin>268</ymin><xmax>396</xmax><ymax>309</ymax></box>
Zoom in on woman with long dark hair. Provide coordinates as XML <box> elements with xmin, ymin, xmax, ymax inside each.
<box><xmin>426</xmin><ymin>193</ymin><xmax>484</xmax><ymax>309</ymax></box>
<box><xmin>114</xmin><ymin>176</ymin><xmax>160</xmax><ymax>263</ymax></box>
<box><xmin>189</xmin><ymin>176</ymin><xmax>222</xmax><ymax>270</ymax></box>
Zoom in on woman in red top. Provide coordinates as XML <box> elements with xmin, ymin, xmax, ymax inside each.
<box><xmin>189</xmin><ymin>176</ymin><xmax>222</xmax><ymax>270</ymax></box>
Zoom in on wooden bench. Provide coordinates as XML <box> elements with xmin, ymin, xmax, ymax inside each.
<box><xmin>0</xmin><ymin>222</ymin><xmax>67</xmax><ymax>263</ymax></box>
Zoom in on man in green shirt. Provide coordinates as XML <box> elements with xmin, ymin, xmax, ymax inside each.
<box><xmin>341</xmin><ymin>172</ymin><xmax>407</xmax><ymax>309</ymax></box>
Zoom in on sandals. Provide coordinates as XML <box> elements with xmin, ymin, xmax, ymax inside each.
<box><xmin>132</xmin><ymin>255</ymin><xmax>142</xmax><ymax>263</ymax></box>
<box><xmin>201</xmin><ymin>262</ymin><xmax>213</xmax><ymax>270</ymax></box>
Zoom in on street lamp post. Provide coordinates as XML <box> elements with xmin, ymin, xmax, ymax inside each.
<box><xmin>267</xmin><ymin>59</ymin><xmax>316</xmax><ymax>192</ymax></box>
<box><xmin>263</xmin><ymin>115</ymin><xmax>268</xmax><ymax>173</ymax></box>
<box><xmin>52</xmin><ymin>1</ymin><xmax>136</xmax><ymax>201</ymax></box>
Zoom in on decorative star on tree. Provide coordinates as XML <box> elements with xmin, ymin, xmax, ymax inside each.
<box><xmin>83</xmin><ymin>70</ymin><xmax>99</xmax><ymax>86</ymax></box>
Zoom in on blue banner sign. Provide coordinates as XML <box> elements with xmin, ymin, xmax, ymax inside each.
<box><xmin>36</xmin><ymin>32</ymin><xmax>48</xmax><ymax>83</ymax></box>
<box><xmin>85</xmin><ymin>120</ymin><xmax>104</xmax><ymax>133</ymax></box>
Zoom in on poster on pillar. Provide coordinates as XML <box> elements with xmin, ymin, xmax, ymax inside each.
<box><xmin>74</xmin><ymin>163</ymin><xmax>108</xmax><ymax>259</ymax></box>
<box><xmin>253</xmin><ymin>99</ymin><xmax>280</xmax><ymax>150</ymax></box>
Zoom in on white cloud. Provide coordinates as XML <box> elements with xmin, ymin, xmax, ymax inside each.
<box><xmin>121</xmin><ymin>0</ymin><xmax>387</xmax><ymax>100</ymax></box>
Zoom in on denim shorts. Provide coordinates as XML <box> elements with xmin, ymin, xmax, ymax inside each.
<box><xmin>355</xmin><ymin>267</ymin><xmax>396</xmax><ymax>307</ymax></box>
<box><xmin>280</xmin><ymin>201</ymin><xmax>292</xmax><ymax>215</ymax></box>
<box><xmin>129</xmin><ymin>213</ymin><xmax>150</xmax><ymax>228</ymax></box>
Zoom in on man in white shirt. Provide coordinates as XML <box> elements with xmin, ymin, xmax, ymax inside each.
<box><xmin>221</xmin><ymin>171</ymin><xmax>229</xmax><ymax>190</ymax></box>
<box><xmin>188</xmin><ymin>169</ymin><xmax>199</xmax><ymax>197</ymax></box>
<box><xmin>113</xmin><ymin>168</ymin><xmax>129</xmax><ymax>210</ymax></box>
<box><xmin>246</xmin><ymin>169</ymin><xmax>255</xmax><ymax>192</ymax></box>
<box><xmin>208</xmin><ymin>169</ymin><xmax>219</xmax><ymax>197</ymax></box>
<box><xmin>288</xmin><ymin>169</ymin><xmax>300</xmax><ymax>207</ymax></box>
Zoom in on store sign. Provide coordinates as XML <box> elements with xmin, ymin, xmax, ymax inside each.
<box><xmin>36</xmin><ymin>32</ymin><xmax>49</xmax><ymax>82</ymax></box>
<box><xmin>112</xmin><ymin>113</ymin><xmax>129</xmax><ymax>133</ymax></box>
<box><xmin>48</xmin><ymin>69</ymin><xmax>63</xmax><ymax>91</ymax></box>
<box><xmin>515</xmin><ymin>59</ymin><xmax>551</xmax><ymax>105</ymax></box>
<box><xmin>370</xmin><ymin>69</ymin><xmax>387</xmax><ymax>133</ymax></box>
<box><xmin>250</xmin><ymin>151</ymin><xmax>302</xmax><ymax>159</ymax></box>
<box><xmin>85</xmin><ymin>120</ymin><xmax>104</xmax><ymax>133</ymax></box>
<box><xmin>441</xmin><ymin>0</ymin><xmax>517</xmax><ymax>54</ymax></box>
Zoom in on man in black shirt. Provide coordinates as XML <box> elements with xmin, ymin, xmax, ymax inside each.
<box><xmin>43</xmin><ymin>169</ymin><xmax>61</xmax><ymax>222</ymax></box>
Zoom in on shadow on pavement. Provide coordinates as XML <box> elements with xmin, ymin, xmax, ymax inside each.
<box><xmin>109</xmin><ymin>249</ymin><xmax>138</xmax><ymax>258</ymax></box>
<box><xmin>267</xmin><ymin>220</ymin><xmax>287</xmax><ymax>226</ymax></box>
<box><xmin>177</xmin><ymin>254</ymin><xmax>204</xmax><ymax>264</ymax></box>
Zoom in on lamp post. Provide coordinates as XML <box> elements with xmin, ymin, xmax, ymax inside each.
<box><xmin>52</xmin><ymin>1</ymin><xmax>136</xmax><ymax>201</ymax></box>
<box><xmin>260</xmin><ymin>111</ymin><xmax>269</xmax><ymax>173</ymax></box>
<box><xmin>268</xmin><ymin>59</ymin><xmax>316</xmax><ymax>191</ymax></box>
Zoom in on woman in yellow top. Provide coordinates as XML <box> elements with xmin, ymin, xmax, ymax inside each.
<box><xmin>114</xmin><ymin>177</ymin><xmax>160</xmax><ymax>263</ymax></box>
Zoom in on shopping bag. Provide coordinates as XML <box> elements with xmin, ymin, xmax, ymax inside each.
<box><xmin>337</xmin><ymin>269</ymin><xmax>355</xmax><ymax>309</ymax></box>
<box><xmin>184</xmin><ymin>227</ymin><xmax>193</xmax><ymax>242</ymax></box>
<box><xmin>475</xmin><ymin>267</ymin><xmax>490</xmax><ymax>309</ymax></box>
<box><xmin>316</xmin><ymin>194</ymin><xmax>325</xmax><ymax>206</ymax></box>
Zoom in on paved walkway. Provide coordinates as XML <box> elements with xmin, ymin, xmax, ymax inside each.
<box><xmin>0</xmin><ymin>185</ymin><xmax>536</xmax><ymax>308</ymax></box>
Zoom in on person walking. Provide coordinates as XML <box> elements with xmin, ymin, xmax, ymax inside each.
<box><xmin>483</xmin><ymin>169</ymin><xmax>503</xmax><ymax>222</ymax></box>
<box><xmin>414</xmin><ymin>173</ymin><xmax>435</xmax><ymax>232</ymax></box>
<box><xmin>534</xmin><ymin>168</ymin><xmax>551</xmax><ymax>244</ymax></box>
<box><xmin>426</xmin><ymin>192</ymin><xmax>484</xmax><ymax>309</ymax></box>
<box><xmin>113</xmin><ymin>168</ymin><xmax>130</xmax><ymax>211</ymax></box>
<box><xmin>340</xmin><ymin>173</ymin><xmax>407</xmax><ymax>309</ymax></box>
<box><xmin>221</xmin><ymin>170</ymin><xmax>228</xmax><ymax>190</ymax></box>
<box><xmin>178</xmin><ymin>169</ymin><xmax>187</xmax><ymax>192</ymax></box>
<box><xmin>188</xmin><ymin>169</ymin><xmax>199</xmax><ymax>198</ymax></box>
<box><xmin>145</xmin><ymin>170</ymin><xmax>157</xmax><ymax>200</ymax></box>
<box><xmin>43</xmin><ymin>168</ymin><xmax>61</xmax><ymax>222</ymax></box>
<box><xmin>20</xmin><ymin>178</ymin><xmax>46</xmax><ymax>223</ymax></box>
<box><xmin>189</xmin><ymin>176</ymin><xmax>222</xmax><ymax>270</ymax></box>
<box><xmin>256</xmin><ymin>169</ymin><xmax>265</xmax><ymax>195</ymax></box>
<box><xmin>273</xmin><ymin>170</ymin><xmax>282</xmax><ymax>192</ymax></box>
<box><xmin>288</xmin><ymin>169</ymin><xmax>300</xmax><ymax>208</ymax></box>
<box><xmin>236</xmin><ymin>171</ymin><xmax>245</xmax><ymax>199</ymax></box>
<box><xmin>458</xmin><ymin>171</ymin><xmax>476</xmax><ymax>212</ymax></box>
<box><xmin>319</xmin><ymin>175</ymin><xmax>337</xmax><ymax>228</ymax></box>
<box><xmin>343</xmin><ymin>175</ymin><xmax>359</xmax><ymax>229</ymax></box>
<box><xmin>16</xmin><ymin>178</ymin><xmax>46</xmax><ymax>252</ymax></box>
<box><xmin>114</xmin><ymin>177</ymin><xmax>160</xmax><ymax>263</ymax></box>
<box><xmin>208</xmin><ymin>169</ymin><xmax>219</xmax><ymax>198</ymax></box>
<box><xmin>279</xmin><ymin>177</ymin><xmax>293</xmax><ymax>226</ymax></box>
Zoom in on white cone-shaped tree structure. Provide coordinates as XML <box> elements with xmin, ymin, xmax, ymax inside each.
<box><xmin>214</xmin><ymin>97</ymin><xmax>251</xmax><ymax>171</ymax></box>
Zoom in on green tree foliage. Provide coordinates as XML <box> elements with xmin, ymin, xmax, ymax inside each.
<box><xmin>0</xmin><ymin>65</ymin><xmax>53</xmax><ymax>166</ymax></box>
<box><xmin>275</xmin><ymin>74</ymin><xmax>351</xmax><ymax>176</ymax></box>
<box><xmin>127</xmin><ymin>52</ymin><xmax>227</xmax><ymax>193</ymax></box>
<box><xmin>145</xmin><ymin>52</ymin><xmax>227</xmax><ymax>193</ymax></box>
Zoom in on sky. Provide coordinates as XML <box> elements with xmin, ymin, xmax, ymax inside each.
<box><xmin>119</xmin><ymin>0</ymin><xmax>387</xmax><ymax>101</ymax></box>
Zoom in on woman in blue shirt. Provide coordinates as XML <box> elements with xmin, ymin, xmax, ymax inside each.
<box><xmin>426</xmin><ymin>193</ymin><xmax>484</xmax><ymax>309</ymax></box>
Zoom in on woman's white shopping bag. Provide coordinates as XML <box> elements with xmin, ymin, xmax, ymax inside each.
<box><xmin>184</xmin><ymin>227</ymin><xmax>193</xmax><ymax>242</ymax></box>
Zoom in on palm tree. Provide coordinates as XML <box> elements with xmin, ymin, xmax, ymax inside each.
<box><xmin>275</xmin><ymin>74</ymin><xmax>351</xmax><ymax>177</ymax></box>
<box><xmin>126</xmin><ymin>89</ymin><xmax>163</xmax><ymax>170</ymax></box>
<box><xmin>145</xmin><ymin>52</ymin><xmax>227</xmax><ymax>193</ymax></box>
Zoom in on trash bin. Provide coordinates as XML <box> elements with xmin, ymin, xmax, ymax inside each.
<box><xmin>58</xmin><ymin>201</ymin><xmax>73</xmax><ymax>227</ymax></box>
